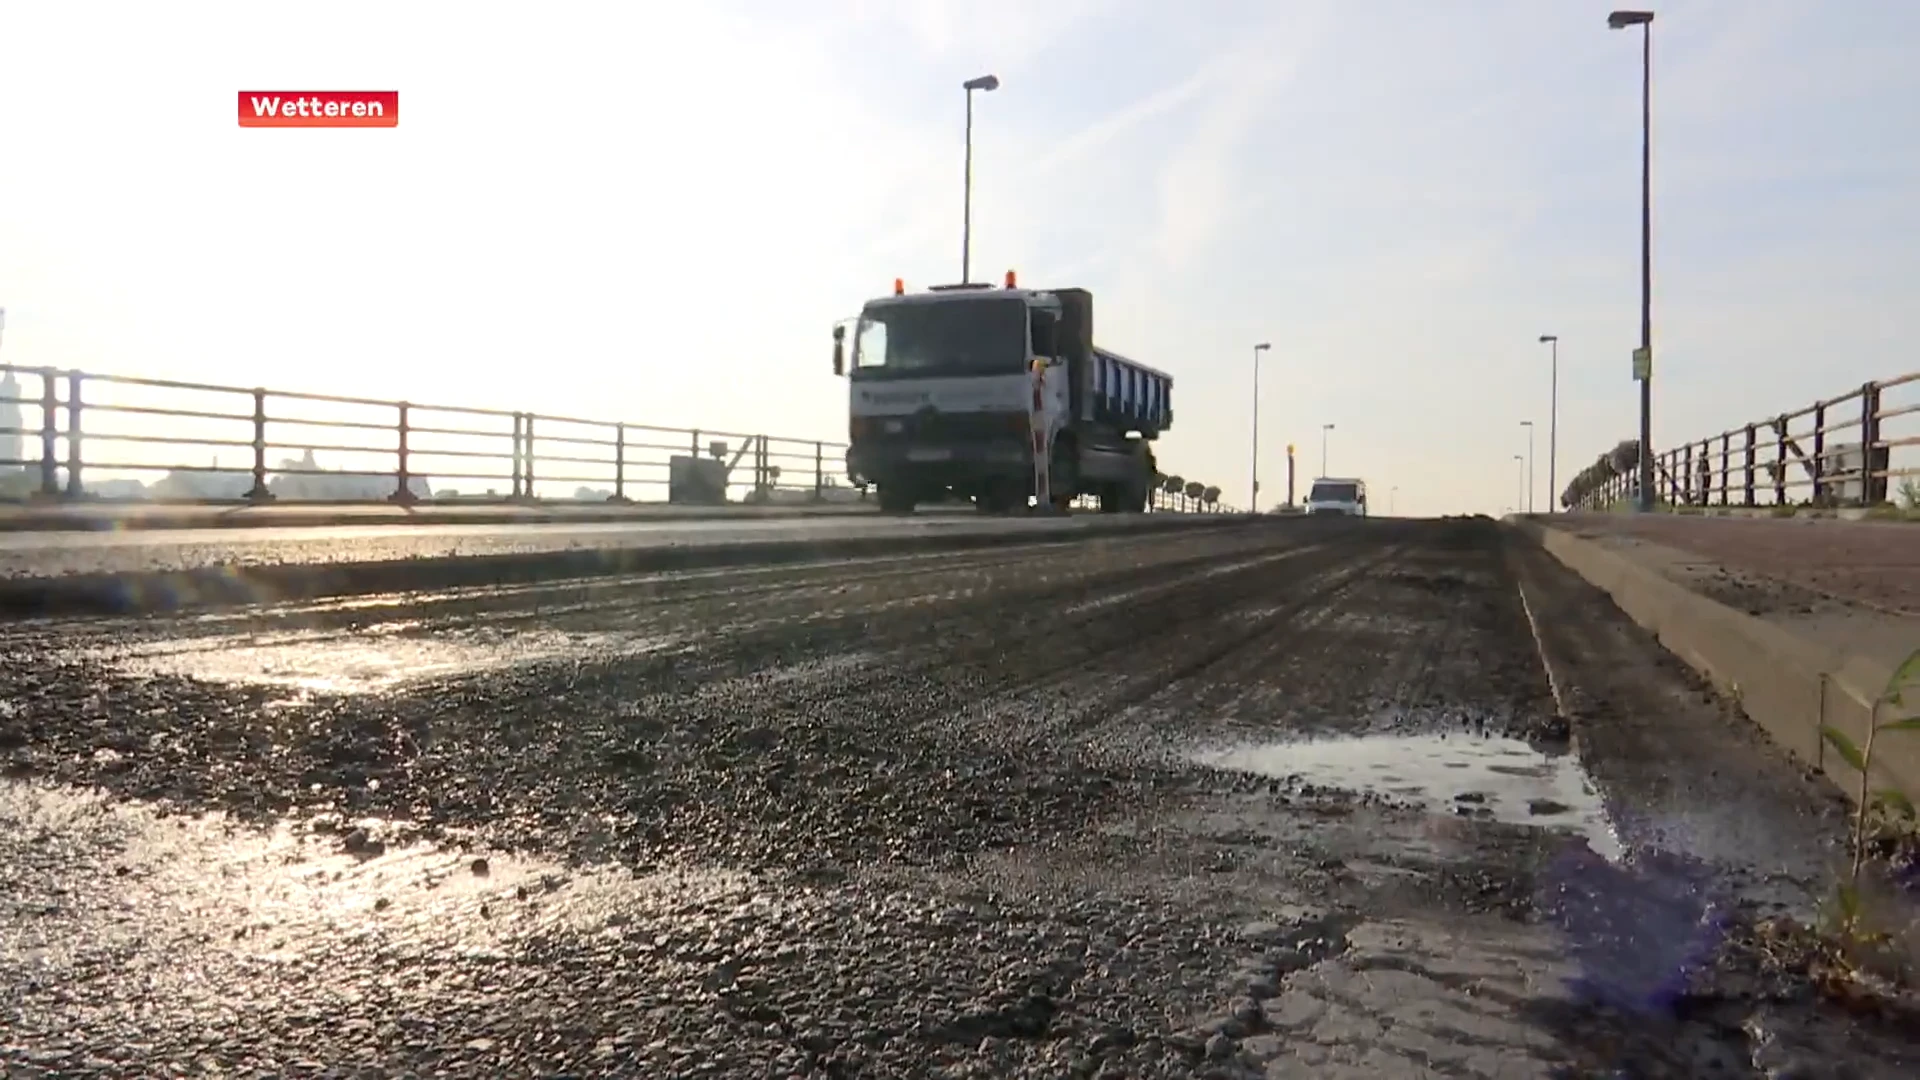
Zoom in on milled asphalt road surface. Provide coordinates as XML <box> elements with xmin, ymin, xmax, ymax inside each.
<box><xmin>0</xmin><ymin>511</ymin><xmax>1165</xmax><ymax>580</ymax></box>
<box><xmin>3</xmin><ymin>517</ymin><xmax>1916</xmax><ymax>1077</ymax></box>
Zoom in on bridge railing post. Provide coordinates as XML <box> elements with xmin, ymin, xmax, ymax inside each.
<box><xmin>390</xmin><ymin>401</ymin><xmax>416</xmax><ymax>504</ymax></box>
<box><xmin>610</xmin><ymin>423</ymin><xmax>630</xmax><ymax>502</ymax></box>
<box><xmin>63</xmin><ymin>370</ymin><xmax>83</xmax><ymax>499</ymax></box>
<box><xmin>37</xmin><ymin>367</ymin><xmax>58</xmax><ymax>497</ymax></box>
<box><xmin>245</xmin><ymin>388</ymin><xmax>275</xmax><ymax>502</ymax></box>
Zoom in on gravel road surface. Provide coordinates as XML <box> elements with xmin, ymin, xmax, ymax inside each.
<box><xmin>0</xmin><ymin>511</ymin><xmax>1189</xmax><ymax>581</ymax></box>
<box><xmin>3</xmin><ymin>517</ymin><xmax>1915</xmax><ymax>1078</ymax></box>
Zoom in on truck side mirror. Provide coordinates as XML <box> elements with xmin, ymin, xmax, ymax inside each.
<box><xmin>831</xmin><ymin>325</ymin><xmax>846</xmax><ymax>376</ymax></box>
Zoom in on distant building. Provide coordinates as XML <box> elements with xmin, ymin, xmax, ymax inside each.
<box><xmin>151</xmin><ymin>467</ymin><xmax>255</xmax><ymax>500</ymax></box>
<box><xmin>87</xmin><ymin>478</ymin><xmax>150</xmax><ymax>500</ymax></box>
<box><xmin>268</xmin><ymin>448</ymin><xmax>431</xmax><ymax>500</ymax></box>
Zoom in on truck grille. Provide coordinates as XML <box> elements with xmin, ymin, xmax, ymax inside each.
<box><xmin>855</xmin><ymin>411</ymin><xmax>1026</xmax><ymax>443</ymax></box>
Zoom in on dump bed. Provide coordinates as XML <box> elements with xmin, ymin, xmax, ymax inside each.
<box><xmin>1088</xmin><ymin>346</ymin><xmax>1173</xmax><ymax>435</ymax></box>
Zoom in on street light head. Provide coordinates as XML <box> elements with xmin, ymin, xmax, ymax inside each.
<box><xmin>1607</xmin><ymin>10</ymin><xmax>1654</xmax><ymax>28</ymax></box>
<box><xmin>1538</xmin><ymin>334</ymin><xmax>1557</xmax><ymax>343</ymax></box>
<box><xmin>964</xmin><ymin>74</ymin><xmax>1000</xmax><ymax>92</ymax></box>
<box><xmin>1521</xmin><ymin>420</ymin><xmax>1533</xmax><ymax>427</ymax></box>
<box><xmin>1323</xmin><ymin>423</ymin><xmax>1335</xmax><ymax>431</ymax></box>
<box><xmin>1254</xmin><ymin>342</ymin><xmax>1271</xmax><ymax>352</ymax></box>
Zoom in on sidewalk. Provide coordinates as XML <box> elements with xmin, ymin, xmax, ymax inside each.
<box><xmin>1527</xmin><ymin>512</ymin><xmax>1920</xmax><ymax>806</ymax></box>
<box><xmin>1553</xmin><ymin>512</ymin><xmax>1920</xmax><ymax>617</ymax></box>
<box><xmin>0</xmin><ymin>498</ymin><xmax>883</xmax><ymax>533</ymax></box>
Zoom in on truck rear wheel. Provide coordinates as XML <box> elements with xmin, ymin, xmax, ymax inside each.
<box><xmin>1099</xmin><ymin>478</ymin><xmax>1147</xmax><ymax>514</ymax></box>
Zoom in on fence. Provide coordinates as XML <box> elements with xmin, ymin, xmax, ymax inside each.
<box><xmin>0</xmin><ymin>364</ymin><xmax>1234</xmax><ymax>512</ymax></box>
<box><xmin>0</xmin><ymin>364</ymin><xmax>850</xmax><ymax>506</ymax></box>
<box><xmin>1566</xmin><ymin>372</ymin><xmax>1920</xmax><ymax>511</ymax></box>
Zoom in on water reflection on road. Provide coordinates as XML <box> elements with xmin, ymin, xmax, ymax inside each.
<box><xmin>1191</xmin><ymin>730</ymin><xmax>1624</xmax><ymax>861</ymax></box>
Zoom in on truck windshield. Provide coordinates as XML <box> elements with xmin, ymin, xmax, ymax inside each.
<box><xmin>1310</xmin><ymin>482</ymin><xmax>1359</xmax><ymax>503</ymax></box>
<box><xmin>852</xmin><ymin>297</ymin><xmax>1027</xmax><ymax>377</ymax></box>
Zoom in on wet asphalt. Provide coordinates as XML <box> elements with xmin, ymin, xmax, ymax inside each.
<box><xmin>2</xmin><ymin>516</ymin><xmax>1915</xmax><ymax>1078</ymax></box>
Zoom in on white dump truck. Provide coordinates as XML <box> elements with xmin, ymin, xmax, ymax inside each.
<box><xmin>831</xmin><ymin>272</ymin><xmax>1171</xmax><ymax>515</ymax></box>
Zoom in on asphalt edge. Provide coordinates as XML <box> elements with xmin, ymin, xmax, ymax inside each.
<box><xmin>0</xmin><ymin>503</ymin><xmax>890</xmax><ymax>533</ymax></box>
<box><xmin>0</xmin><ymin>514</ymin><xmax>1264</xmax><ymax>620</ymax></box>
<box><xmin>1514</xmin><ymin>519</ymin><xmax>1918</xmax><ymax>805</ymax></box>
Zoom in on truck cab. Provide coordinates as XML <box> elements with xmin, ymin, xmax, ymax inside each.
<box><xmin>1305</xmin><ymin>477</ymin><xmax>1367</xmax><ymax>517</ymax></box>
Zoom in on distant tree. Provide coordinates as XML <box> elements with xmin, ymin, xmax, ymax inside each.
<box><xmin>1163</xmin><ymin>475</ymin><xmax>1184</xmax><ymax>495</ymax></box>
<box><xmin>1202</xmin><ymin>486</ymin><xmax>1221</xmax><ymax>509</ymax></box>
<box><xmin>1184</xmin><ymin>481</ymin><xmax>1205</xmax><ymax>503</ymax></box>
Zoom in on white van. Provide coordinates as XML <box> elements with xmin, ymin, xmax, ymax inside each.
<box><xmin>1305</xmin><ymin>477</ymin><xmax>1367</xmax><ymax>517</ymax></box>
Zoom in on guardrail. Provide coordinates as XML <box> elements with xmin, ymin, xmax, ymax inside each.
<box><xmin>1564</xmin><ymin>372</ymin><xmax>1920</xmax><ymax>511</ymax></box>
<box><xmin>0</xmin><ymin>364</ymin><xmax>1235</xmax><ymax>513</ymax></box>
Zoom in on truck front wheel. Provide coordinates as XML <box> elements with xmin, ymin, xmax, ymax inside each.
<box><xmin>976</xmin><ymin>478</ymin><xmax>1021</xmax><ymax>515</ymax></box>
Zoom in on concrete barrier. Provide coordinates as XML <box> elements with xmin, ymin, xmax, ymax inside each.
<box><xmin>1523</xmin><ymin>522</ymin><xmax>1918</xmax><ymax>806</ymax></box>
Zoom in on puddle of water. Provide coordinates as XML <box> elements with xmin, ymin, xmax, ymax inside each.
<box><xmin>85</xmin><ymin>625</ymin><xmax>688</xmax><ymax>694</ymax></box>
<box><xmin>1193</xmin><ymin>731</ymin><xmax>1623</xmax><ymax>860</ymax></box>
<box><xmin>0</xmin><ymin>780</ymin><xmax>756</xmax><ymax>970</ymax></box>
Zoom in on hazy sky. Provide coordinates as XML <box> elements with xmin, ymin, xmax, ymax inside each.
<box><xmin>2</xmin><ymin>0</ymin><xmax>1916</xmax><ymax>515</ymax></box>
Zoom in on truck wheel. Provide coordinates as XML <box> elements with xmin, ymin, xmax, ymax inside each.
<box><xmin>1048</xmin><ymin>440</ymin><xmax>1079</xmax><ymax>513</ymax></box>
<box><xmin>1097</xmin><ymin>484</ymin><xmax>1124</xmax><ymax>513</ymax></box>
<box><xmin>877</xmin><ymin>486</ymin><xmax>917</xmax><ymax>514</ymax></box>
<box><xmin>977</xmin><ymin>478</ymin><xmax>1020</xmax><ymax>515</ymax></box>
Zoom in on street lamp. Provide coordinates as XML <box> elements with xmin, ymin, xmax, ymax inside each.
<box><xmin>1251</xmin><ymin>342</ymin><xmax>1271</xmax><ymax>512</ymax></box>
<box><xmin>1520</xmin><ymin>420</ymin><xmax>1535</xmax><ymax>515</ymax></box>
<box><xmin>1514</xmin><ymin>454</ymin><xmax>1526</xmax><ymax>515</ymax></box>
<box><xmin>1539</xmin><ymin>334</ymin><xmax>1559</xmax><ymax>512</ymax></box>
<box><xmin>1320</xmin><ymin>423</ymin><xmax>1335</xmax><ymax>477</ymax></box>
<box><xmin>1608</xmin><ymin>10</ymin><xmax>1655</xmax><ymax>510</ymax></box>
<box><xmin>1390</xmin><ymin>485</ymin><xmax>1399</xmax><ymax>516</ymax></box>
<box><xmin>961</xmin><ymin>74</ymin><xmax>1000</xmax><ymax>285</ymax></box>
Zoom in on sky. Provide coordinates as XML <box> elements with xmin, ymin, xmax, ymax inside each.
<box><xmin>1</xmin><ymin>0</ymin><xmax>1917</xmax><ymax>515</ymax></box>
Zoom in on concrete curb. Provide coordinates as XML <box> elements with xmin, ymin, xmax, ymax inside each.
<box><xmin>1517</xmin><ymin>521</ymin><xmax>1918</xmax><ymax>805</ymax></box>
<box><xmin>0</xmin><ymin>514</ymin><xmax>1262</xmax><ymax>620</ymax></box>
<box><xmin>0</xmin><ymin>502</ymin><xmax>892</xmax><ymax>533</ymax></box>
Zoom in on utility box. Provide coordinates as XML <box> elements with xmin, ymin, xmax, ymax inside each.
<box><xmin>668</xmin><ymin>455</ymin><xmax>730</xmax><ymax>504</ymax></box>
<box><xmin>1818</xmin><ymin>441</ymin><xmax>1891</xmax><ymax>504</ymax></box>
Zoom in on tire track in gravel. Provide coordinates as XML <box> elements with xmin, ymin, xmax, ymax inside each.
<box><xmin>0</xmin><ymin>522</ymin><xmax>1351</xmax><ymax>870</ymax></box>
<box><xmin>25</xmin><ymin>526</ymin><xmax>1264</xmax><ymax>647</ymax></box>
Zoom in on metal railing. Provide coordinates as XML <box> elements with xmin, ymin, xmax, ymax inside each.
<box><xmin>0</xmin><ymin>364</ymin><xmax>850</xmax><ymax>506</ymax></box>
<box><xmin>1565</xmin><ymin>372</ymin><xmax>1920</xmax><ymax>511</ymax></box>
<box><xmin>0</xmin><ymin>364</ymin><xmax>1236</xmax><ymax>512</ymax></box>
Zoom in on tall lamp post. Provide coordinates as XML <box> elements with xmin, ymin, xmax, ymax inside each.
<box><xmin>1520</xmin><ymin>420</ymin><xmax>1536</xmax><ymax>514</ymax></box>
<box><xmin>1608</xmin><ymin>10</ymin><xmax>1655</xmax><ymax>510</ymax></box>
<box><xmin>1514</xmin><ymin>454</ymin><xmax>1526</xmax><ymax>516</ymax></box>
<box><xmin>1321</xmin><ymin>423</ymin><xmax>1335</xmax><ymax>477</ymax></box>
<box><xmin>1251</xmin><ymin>342</ymin><xmax>1271</xmax><ymax>512</ymax></box>
<box><xmin>1539</xmin><ymin>334</ymin><xmax>1559</xmax><ymax>512</ymax></box>
<box><xmin>961</xmin><ymin>74</ymin><xmax>1000</xmax><ymax>285</ymax></box>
